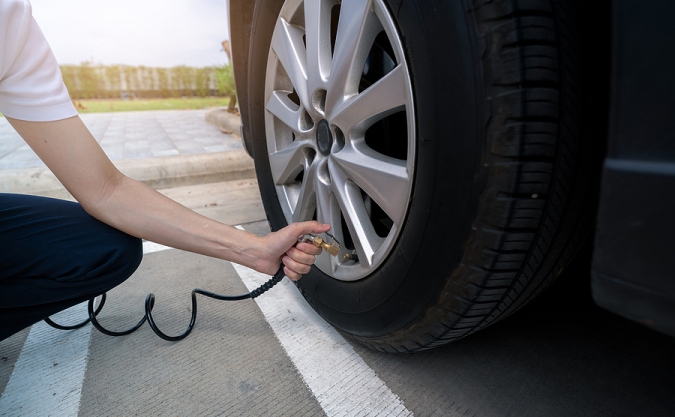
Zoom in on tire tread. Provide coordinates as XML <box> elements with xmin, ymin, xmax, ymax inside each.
<box><xmin>357</xmin><ymin>0</ymin><xmax>604</xmax><ymax>352</ymax></box>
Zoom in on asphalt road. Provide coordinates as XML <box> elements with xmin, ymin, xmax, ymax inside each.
<box><xmin>1</xmin><ymin>179</ymin><xmax>674</xmax><ymax>416</ymax></box>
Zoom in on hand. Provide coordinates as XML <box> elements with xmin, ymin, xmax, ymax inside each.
<box><xmin>256</xmin><ymin>221</ymin><xmax>331</xmax><ymax>281</ymax></box>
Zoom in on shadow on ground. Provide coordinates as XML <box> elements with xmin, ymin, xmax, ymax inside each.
<box><xmin>350</xmin><ymin>248</ymin><xmax>675</xmax><ymax>417</ymax></box>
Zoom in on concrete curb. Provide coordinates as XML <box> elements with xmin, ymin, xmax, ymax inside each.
<box><xmin>0</xmin><ymin>150</ymin><xmax>255</xmax><ymax>198</ymax></box>
<box><xmin>205</xmin><ymin>108</ymin><xmax>242</xmax><ymax>135</ymax></box>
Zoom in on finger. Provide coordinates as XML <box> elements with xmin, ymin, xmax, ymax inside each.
<box><xmin>294</xmin><ymin>242</ymin><xmax>323</xmax><ymax>256</ymax></box>
<box><xmin>292</xmin><ymin>221</ymin><xmax>331</xmax><ymax>237</ymax></box>
<box><xmin>286</xmin><ymin>246</ymin><xmax>317</xmax><ymax>264</ymax></box>
<box><xmin>282</xmin><ymin>255</ymin><xmax>313</xmax><ymax>276</ymax></box>
<box><xmin>284</xmin><ymin>266</ymin><xmax>301</xmax><ymax>281</ymax></box>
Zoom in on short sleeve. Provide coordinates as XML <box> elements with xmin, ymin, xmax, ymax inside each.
<box><xmin>0</xmin><ymin>0</ymin><xmax>77</xmax><ymax>121</ymax></box>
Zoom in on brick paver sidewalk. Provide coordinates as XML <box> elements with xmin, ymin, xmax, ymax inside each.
<box><xmin>0</xmin><ymin>109</ymin><xmax>242</xmax><ymax>170</ymax></box>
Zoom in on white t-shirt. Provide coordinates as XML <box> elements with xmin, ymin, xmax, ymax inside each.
<box><xmin>0</xmin><ymin>0</ymin><xmax>77</xmax><ymax>121</ymax></box>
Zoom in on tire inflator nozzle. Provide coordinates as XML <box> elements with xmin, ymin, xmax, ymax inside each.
<box><xmin>300</xmin><ymin>233</ymin><xmax>341</xmax><ymax>256</ymax></box>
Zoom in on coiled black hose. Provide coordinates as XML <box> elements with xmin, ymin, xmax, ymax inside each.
<box><xmin>45</xmin><ymin>265</ymin><xmax>286</xmax><ymax>342</ymax></box>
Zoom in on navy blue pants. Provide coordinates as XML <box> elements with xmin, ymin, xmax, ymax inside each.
<box><xmin>0</xmin><ymin>194</ymin><xmax>143</xmax><ymax>341</ymax></box>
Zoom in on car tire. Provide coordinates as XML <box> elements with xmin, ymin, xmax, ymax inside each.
<box><xmin>244</xmin><ymin>0</ymin><xmax>607</xmax><ymax>352</ymax></box>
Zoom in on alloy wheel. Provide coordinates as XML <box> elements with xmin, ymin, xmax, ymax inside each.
<box><xmin>263</xmin><ymin>0</ymin><xmax>415</xmax><ymax>281</ymax></box>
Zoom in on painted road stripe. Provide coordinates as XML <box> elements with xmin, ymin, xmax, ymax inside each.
<box><xmin>0</xmin><ymin>304</ymin><xmax>93</xmax><ymax>417</ymax></box>
<box><xmin>0</xmin><ymin>242</ymin><xmax>174</xmax><ymax>416</ymax></box>
<box><xmin>142</xmin><ymin>240</ymin><xmax>172</xmax><ymax>254</ymax></box>
<box><xmin>231</xmin><ymin>227</ymin><xmax>412</xmax><ymax>416</ymax></box>
<box><xmin>231</xmin><ymin>265</ymin><xmax>412</xmax><ymax>416</ymax></box>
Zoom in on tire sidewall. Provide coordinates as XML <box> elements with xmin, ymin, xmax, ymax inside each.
<box><xmin>247</xmin><ymin>0</ymin><xmax>485</xmax><ymax>338</ymax></box>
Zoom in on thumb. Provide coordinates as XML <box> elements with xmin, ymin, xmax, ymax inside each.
<box><xmin>291</xmin><ymin>221</ymin><xmax>331</xmax><ymax>237</ymax></box>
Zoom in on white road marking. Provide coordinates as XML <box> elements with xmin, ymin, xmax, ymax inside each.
<box><xmin>141</xmin><ymin>240</ymin><xmax>173</xmax><ymax>254</ymax></box>
<box><xmin>0</xmin><ymin>242</ymin><xmax>173</xmax><ymax>416</ymax></box>
<box><xmin>232</xmin><ymin>226</ymin><xmax>412</xmax><ymax>416</ymax></box>
<box><xmin>0</xmin><ymin>304</ymin><xmax>93</xmax><ymax>417</ymax></box>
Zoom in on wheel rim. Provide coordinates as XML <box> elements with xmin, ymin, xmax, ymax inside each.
<box><xmin>264</xmin><ymin>0</ymin><xmax>415</xmax><ymax>281</ymax></box>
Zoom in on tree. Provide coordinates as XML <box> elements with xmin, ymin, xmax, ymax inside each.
<box><xmin>215</xmin><ymin>64</ymin><xmax>237</xmax><ymax>112</ymax></box>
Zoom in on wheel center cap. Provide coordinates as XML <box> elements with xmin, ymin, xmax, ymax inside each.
<box><xmin>316</xmin><ymin>119</ymin><xmax>333</xmax><ymax>156</ymax></box>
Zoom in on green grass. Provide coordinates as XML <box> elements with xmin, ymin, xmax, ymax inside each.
<box><xmin>73</xmin><ymin>97</ymin><xmax>231</xmax><ymax>113</ymax></box>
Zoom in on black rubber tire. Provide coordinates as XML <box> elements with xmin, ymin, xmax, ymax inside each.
<box><xmin>245</xmin><ymin>0</ymin><xmax>607</xmax><ymax>352</ymax></box>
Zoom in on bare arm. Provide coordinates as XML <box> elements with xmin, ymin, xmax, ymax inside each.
<box><xmin>7</xmin><ymin>115</ymin><xmax>329</xmax><ymax>280</ymax></box>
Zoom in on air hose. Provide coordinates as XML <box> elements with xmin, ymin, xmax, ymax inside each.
<box><xmin>44</xmin><ymin>233</ymin><xmax>341</xmax><ymax>342</ymax></box>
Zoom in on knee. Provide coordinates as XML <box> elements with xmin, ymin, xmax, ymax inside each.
<box><xmin>106</xmin><ymin>234</ymin><xmax>143</xmax><ymax>284</ymax></box>
<box><xmin>81</xmin><ymin>233</ymin><xmax>143</xmax><ymax>290</ymax></box>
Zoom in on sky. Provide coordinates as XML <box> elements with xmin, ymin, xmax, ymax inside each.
<box><xmin>29</xmin><ymin>0</ymin><xmax>231</xmax><ymax>67</ymax></box>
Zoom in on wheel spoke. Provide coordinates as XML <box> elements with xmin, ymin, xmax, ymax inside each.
<box><xmin>268</xmin><ymin>140</ymin><xmax>312</xmax><ymax>185</ymax></box>
<box><xmin>324</xmin><ymin>0</ymin><xmax>382</xmax><ymax>116</ymax></box>
<box><xmin>329</xmin><ymin>159</ymin><xmax>384</xmax><ymax>267</ymax></box>
<box><xmin>328</xmin><ymin>64</ymin><xmax>406</xmax><ymax>135</ymax></box>
<box><xmin>291</xmin><ymin>160</ymin><xmax>318</xmax><ymax>222</ymax></box>
<box><xmin>332</xmin><ymin>141</ymin><xmax>410</xmax><ymax>226</ymax></box>
<box><xmin>267</xmin><ymin>91</ymin><xmax>302</xmax><ymax>133</ymax></box>
<box><xmin>314</xmin><ymin>248</ymin><xmax>334</xmax><ymax>274</ymax></box>
<box><xmin>303</xmin><ymin>0</ymin><xmax>335</xmax><ymax>92</ymax></box>
<box><xmin>315</xmin><ymin>174</ymin><xmax>337</xmax><ymax>226</ymax></box>
<box><xmin>314</xmin><ymin>178</ymin><xmax>340</xmax><ymax>274</ymax></box>
<box><xmin>272</xmin><ymin>18</ymin><xmax>310</xmax><ymax>110</ymax></box>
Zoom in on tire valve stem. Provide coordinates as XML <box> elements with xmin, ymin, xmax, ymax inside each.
<box><xmin>344</xmin><ymin>252</ymin><xmax>358</xmax><ymax>262</ymax></box>
<box><xmin>300</xmin><ymin>233</ymin><xmax>341</xmax><ymax>257</ymax></box>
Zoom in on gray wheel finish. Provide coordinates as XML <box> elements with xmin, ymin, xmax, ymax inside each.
<box><xmin>263</xmin><ymin>0</ymin><xmax>415</xmax><ymax>281</ymax></box>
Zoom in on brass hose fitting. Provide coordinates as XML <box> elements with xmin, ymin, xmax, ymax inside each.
<box><xmin>300</xmin><ymin>233</ymin><xmax>341</xmax><ymax>256</ymax></box>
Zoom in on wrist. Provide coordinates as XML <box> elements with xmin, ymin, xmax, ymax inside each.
<box><xmin>226</xmin><ymin>229</ymin><xmax>271</xmax><ymax>272</ymax></box>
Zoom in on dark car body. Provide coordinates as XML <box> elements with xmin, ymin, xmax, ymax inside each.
<box><xmin>591</xmin><ymin>0</ymin><xmax>675</xmax><ymax>336</ymax></box>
